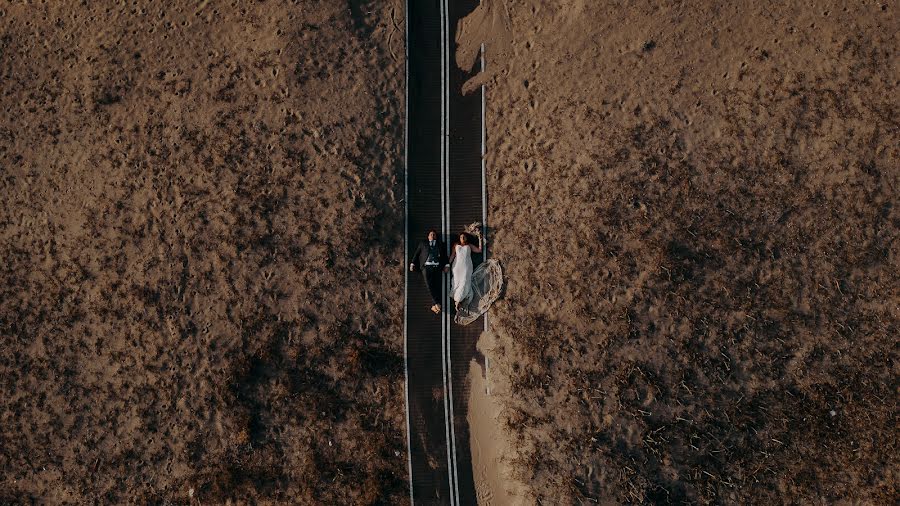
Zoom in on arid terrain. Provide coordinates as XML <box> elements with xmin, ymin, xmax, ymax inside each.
<box><xmin>1</xmin><ymin>1</ymin><xmax>407</xmax><ymax>503</ymax></box>
<box><xmin>459</xmin><ymin>0</ymin><xmax>898</xmax><ymax>504</ymax></box>
<box><xmin>2</xmin><ymin>0</ymin><xmax>898</xmax><ymax>504</ymax></box>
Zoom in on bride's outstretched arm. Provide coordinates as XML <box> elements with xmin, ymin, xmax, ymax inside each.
<box><xmin>448</xmin><ymin>244</ymin><xmax>457</xmax><ymax>266</ymax></box>
<box><xmin>471</xmin><ymin>233</ymin><xmax>483</xmax><ymax>254</ymax></box>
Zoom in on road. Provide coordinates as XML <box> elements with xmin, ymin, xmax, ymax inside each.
<box><xmin>404</xmin><ymin>0</ymin><xmax>485</xmax><ymax>504</ymax></box>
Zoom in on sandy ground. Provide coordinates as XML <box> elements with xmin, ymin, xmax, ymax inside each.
<box><xmin>0</xmin><ymin>1</ymin><xmax>408</xmax><ymax>503</ymax></box>
<box><xmin>467</xmin><ymin>332</ymin><xmax>529</xmax><ymax>505</ymax></box>
<box><xmin>460</xmin><ymin>0</ymin><xmax>898</xmax><ymax>503</ymax></box>
<box><xmin>3</xmin><ymin>0</ymin><xmax>897</xmax><ymax>503</ymax></box>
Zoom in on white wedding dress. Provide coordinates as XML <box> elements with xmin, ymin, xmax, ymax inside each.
<box><xmin>451</xmin><ymin>244</ymin><xmax>473</xmax><ymax>305</ymax></box>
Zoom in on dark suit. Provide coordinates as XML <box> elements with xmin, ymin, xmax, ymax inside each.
<box><xmin>410</xmin><ymin>239</ymin><xmax>448</xmax><ymax>306</ymax></box>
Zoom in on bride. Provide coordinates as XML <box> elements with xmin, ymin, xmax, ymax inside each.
<box><xmin>449</xmin><ymin>229</ymin><xmax>483</xmax><ymax>311</ymax></box>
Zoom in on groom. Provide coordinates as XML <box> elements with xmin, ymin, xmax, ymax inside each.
<box><xmin>409</xmin><ymin>229</ymin><xmax>449</xmax><ymax>314</ymax></box>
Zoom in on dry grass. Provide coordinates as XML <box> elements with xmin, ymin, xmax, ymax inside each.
<box><xmin>484</xmin><ymin>7</ymin><xmax>898</xmax><ymax>500</ymax></box>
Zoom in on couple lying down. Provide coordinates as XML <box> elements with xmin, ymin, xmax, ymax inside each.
<box><xmin>408</xmin><ymin>224</ymin><xmax>502</xmax><ymax>325</ymax></box>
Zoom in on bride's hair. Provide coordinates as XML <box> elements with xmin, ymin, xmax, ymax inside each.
<box><xmin>455</xmin><ymin>232</ymin><xmax>473</xmax><ymax>246</ymax></box>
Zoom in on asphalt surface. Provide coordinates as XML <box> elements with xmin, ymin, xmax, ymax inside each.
<box><xmin>445</xmin><ymin>1</ymin><xmax>485</xmax><ymax>505</ymax></box>
<box><xmin>405</xmin><ymin>1</ymin><xmax>484</xmax><ymax>504</ymax></box>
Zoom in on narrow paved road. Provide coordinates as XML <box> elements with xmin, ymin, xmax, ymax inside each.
<box><xmin>404</xmin><ymin>0</ymin><xmax>485</xmax><ymax>504</ymax></box>
<box><xmin>405</xmin><ymin>0</ymin><xmax>453</xmax><ymax>503</ymax></box>
<box><xmin>445</xmin><ymin>2</ymin><xmax>484</xmax><ymax>505</ymax></box>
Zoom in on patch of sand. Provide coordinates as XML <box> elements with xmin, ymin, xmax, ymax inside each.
<box><xmin>468</xmin><ymin>331</ymin><xmax>530</xmax><ymax>505</ymax></box>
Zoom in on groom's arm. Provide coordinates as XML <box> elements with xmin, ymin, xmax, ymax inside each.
<box><xmin>409</xmin><ymin>242</ymin><xmax>421</xmax><ymax>270</ymax></box>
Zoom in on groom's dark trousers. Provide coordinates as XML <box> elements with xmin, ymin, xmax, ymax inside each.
<box><xmin>422</xmin><ymin>265</ymin><xmax>443</xmax><ymax>306</ymax></box>
<box><xmin>410</xmin><ymin>238</ymin><xmax>449</xmax><ymax>307</ymax></box>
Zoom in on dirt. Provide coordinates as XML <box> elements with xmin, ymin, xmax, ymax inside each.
<box><xmin>468</xmin><ymin>333</ymin><xmax>529</xmax><ymax>505</ymax></box>
<box><xmin>3</xmin><ymin>0</ymin><xmax>897</xmax><ymax>503</ymax></box>
<box><xmin>0</xmin><ymin>1</ymin><xmax>408</xmax><ymax>504</ymax></box>
<box><xmin>459</xmin><ymin>0</ymin><xmax>898</xmax><ymax>503</ymax></box>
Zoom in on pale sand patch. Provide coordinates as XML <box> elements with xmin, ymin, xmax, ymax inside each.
<box><xmin>468</xmin><ymin>331</ymin><xmax>531</xmax><ymax>505</ymax></box>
